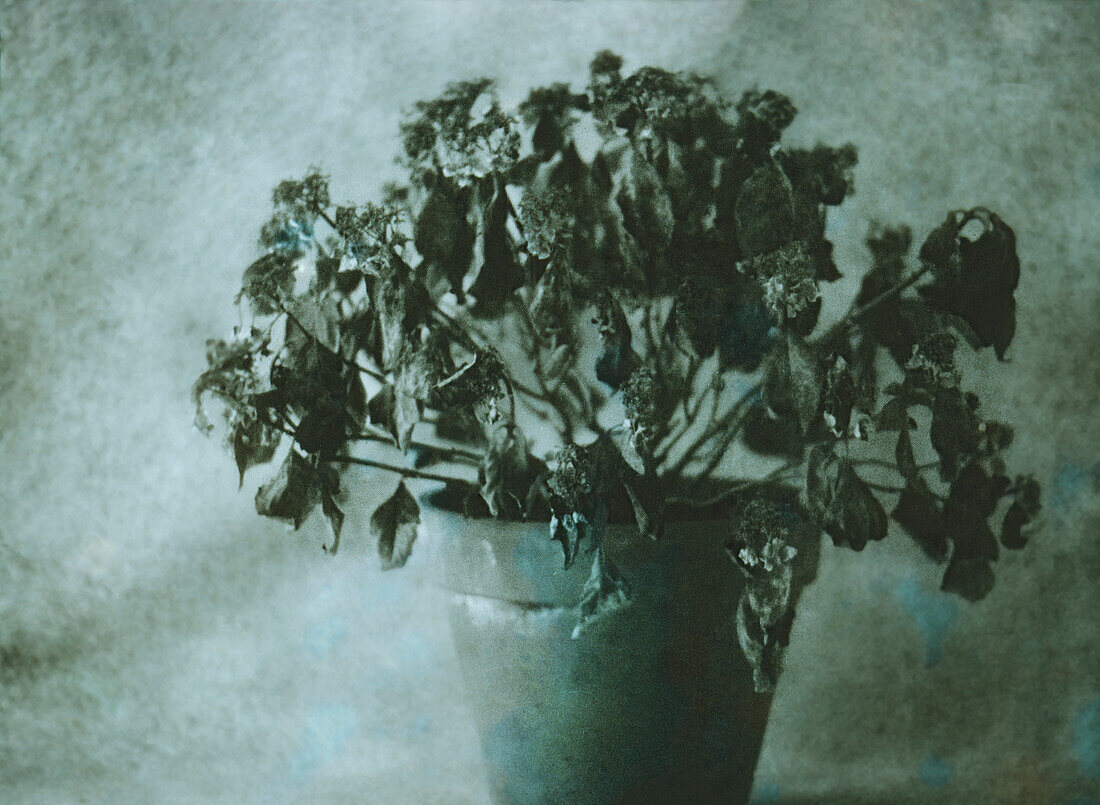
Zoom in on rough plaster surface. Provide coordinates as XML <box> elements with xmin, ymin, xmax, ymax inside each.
<box><xmin>1</xmin><ymin>1</ymin><xmax>1098</xmax><ymax>802</ymax></box>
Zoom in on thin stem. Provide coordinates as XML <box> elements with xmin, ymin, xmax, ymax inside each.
<box><xmin>814</xmin><ymin>263</ymin><xmax>933</xmax><ymax>346</ymax></box>
<box><xmin>280</xmin><ymin>304</ymin><xmax>386</xmax><ymax>383</ymax></box>
<box><xmin>508</xmin><ymin>295</ymin><xmax>588</xmax><ymax>438</ymax></box>
<box><xmin>864</xmin><ymin>480</ymin><xmax>906</xmax><ymax>494</ymax></box>
<box><xmin>665</xmin><ymin>382</ymin><xmax>760</xmax><ymax>480</ymax></box>
<box><xmin>666</xmin><ymin>459</ymin><xmax>803</xmax><ymax>509</ymax></box>
<box><xmin>350</xmin><ymin>429</ymin><xmax>481</xmax><ymax>463</ymax></box>
<box><xmin>315</xmin><ymin>207</ymin><xmax>341</xmax><ymax>234</ymax></box>
<box><xmin>851</xmin><ymin>458</ymin><xmax>940</xmax><ymax>473</ymax></box>
<box><xmin>677</xmin><ymin>412</ymin><xmax>748</xmax><ymax>491</ymax></box>
<box><xmin>329</xmin><ymin>454</ymin><xmax>466</xmax><ymax>484</ymax></box>
<box><xmin>433</xmin><ymin>306</ymin><xmax>553</xmax><ymax>409</ymax></box>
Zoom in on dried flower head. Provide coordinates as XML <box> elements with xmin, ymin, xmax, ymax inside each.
<box><xmin>744</xmin><ymin>241</ymin><xmax>821</xmax><ymax>320</ymax></box>
<box><xmin>401</xmin><ymin>79</ymin><xmax>520</xmax><ymax>184</ymax></box>
<box><xmin>733</xmin><ymin>499</ymin><xmax>798</xmax><ymax>573</ymax></box>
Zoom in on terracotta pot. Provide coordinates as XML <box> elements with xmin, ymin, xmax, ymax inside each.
<box><xmin>430</xmin><ymin>511</ymin><xmax>773</xmax><ymax>805</ymax></box>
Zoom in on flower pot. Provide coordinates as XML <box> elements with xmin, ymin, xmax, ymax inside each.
<box><xmin>431</xmin><ymin>511</ymin><xmax>773</xmax><ymax>805</ymax></box>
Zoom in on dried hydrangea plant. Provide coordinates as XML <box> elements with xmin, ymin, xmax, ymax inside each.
<box><xmin>194</xmin><ymin>52</ymin><xmax>1041</xmax><ymax>691</ymax></box>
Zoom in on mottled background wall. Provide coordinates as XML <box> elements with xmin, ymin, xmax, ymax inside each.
<box><xmin>1</xmin><ymin>1</ymin><xmax>1097</xmax><ymax>803</ymax></box>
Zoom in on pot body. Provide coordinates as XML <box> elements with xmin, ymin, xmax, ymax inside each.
<box><xmin>433</xmin><ymin>513</ymin><xmax>771</xmax><ymax>805</ymax></box>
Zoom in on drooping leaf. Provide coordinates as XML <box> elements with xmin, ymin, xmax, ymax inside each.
<box><xmin>393</xmin><ymin>388</ymin><xmax>422</xmax><ymax>454</ymax></box>
<box><xmin>619</xmin><ymin>468</ymin><xmax>664</xmax><ymax>541</ymax></box>
<box><xmin>397</xmin><ymin>336</ymin><xmax>454</xmax><ymax>405</ymax></box>
<box><xmin>368</xmin><ymin>380</ymin><xmax>419</xmax><ymax>454</ymax></box>
<box><xmin>594</xmin><ymin>294</ymin><xmax>639</xmax><ymax>389</ymax></box>
<box><xmin>467</xmin><ymin>177</ymin><xmax>523</xmax><ymax>315</ymax></box>
<box><xmin>240</xmin><ymin>252</ymin><xmax>296</xmax><ymax>314</ymax></box>
<box><xmin>669</xmin><ymin>277</ymin><xmax>722</xmax><ymax>358</ymax></box>
<box><xmin>918</xmin><ymin>208</ymin><xmax>1021</xmax><ymax>360</ymax></box>
<box><xmin>367</xmin><ymin>384</ymin><xmax>399</xmax><ymax>443</ymax></box>
<box><xmin>318</xmin><ymin>465</ymin><xmax>344</xmax><ymax>553</ymax></box>
<box><xmin>874</xmin><ymin>396</ymin><xmax>916</xmax><ymax>432</ymax></box>
<box><xmin>763</xmin><ymin>334</ymin><xmax>824</xmax><ymax>436</ymax></box>
<box><xmin>940</xmin><ymin>554</ymin><xmax>995</xmax><ymax>603</ymax></box>
<box><xmin>891</xmin><ymin>482</ymin><xmax>948</xmax><ymax>561</ymax></box>
<box><xmin>344</xmin><ymin>372</ymin><xmax>368</xmax><ymax>432</ymax></box>
<box><xmin>293</xmin><ymin>404</ymin><xmax>346</xmax><ymax>456</ymax></box>
<box><xmin>275</xmin><ymin>304</ymin><xmax>346</xmax><ymax>414</ymax></box>
<box><xmin>941</xmin><ymin>462</ymin><xmax>1006</xmax><ymax>568</ymax></box>
<box><xmin>786</xmin><ymin>337</ymin><xmax>823</xmax><ymax>432</ymax></box>
<box><xmin>528</xmin><ymin>262</ymin><xmax>574</xmax><ymax>341</ymax></box>
<box><xmin>335</xmin><ymin>269</ymin><xmax>364</xmax><ymax>295</ymax></box>
<box><xmin>1000</xmin><ymin>501</ymin><xmax>1030</xmax><ymax>551</ymax></box>
<box><xmin>734</xmin><ymin>163</ymin><xmax>795</xmax><ymax>259</ymax></box>
<box><xmin>285</xmin><ymin>293</ymin><xmax>342</xmax><ymax>356</ymax></box>
<box><xmin>255</xmin><ymin>450</ymin><xmax>320</xmax><ymax>529</ymax></box>
<box><xmin>804</xmin><ymin>442</ymin><xmax>838</xmax><ymax>525</ymax></box>
<box><xmin>895</xmin><ymin>428</ymin><xmax>919</xmax><ymax>485</ymax></box>
<box><xmin>550</xmin><ymin>512</ymin><xmax>583</xmax><ymax>570</ymax></box>
<box><xmin>315</xmin><ymin>254</ymin><xmax>341</xmax><ymax>290</ymax></box>
<box><xmin>716</xmin><ymin>295</ymin><xmax>774</xmax><ymax>372</ymax></box>
<box><xmin>479</xmin><ymin>424</ymin><xmax>544</xmax><ymax>519</ymax></box>
<box><xmin>432</xmin><ymin>405</ymin><xmax>488</xmax><ymax>447</ymax></box>
<box><xmin>930</xmin><ymin>386</ymin><xmax>979</xmax><ymax>479</ymax></box>
<box><xmin>414</xmin><ymin>182</ymin><xmax>475</xmax><ymax>299</ymax></box>
<box><xmin>736</xmin><ymin>587</ymin><xmax>795</xmax><ymax>694</ymax></box>
<box><xmin>372</xmin><ymin>480</ymin><xmax>421</xmax><ymax>570</ymax></box>
<box><xmin>571</xmin><ymin>543</ymin><xmax>628</xmax><ymax>639</ymax></box>
<box><xmin>822</xmin><ymin>355</ymin><xmax>857</xmax><ymax>437</ymax></box>
<box><xmin>824</xmin><ymin>459</ymin><xmax>888</xmax><ymax>551</ymax></box>
<box><xmin>375</xmin><ymin>271</ymin><xmax>433</xmax><ymax>370</ymax></box>
<box><xmin>231</xmin><ymin>413</ymin><xmax>281</xmax><ymax>488</ymax></box>
<box><xmin>612</xmin><ymin>147</ymin><xmax>674</xmax><ymax>286</ymax></box>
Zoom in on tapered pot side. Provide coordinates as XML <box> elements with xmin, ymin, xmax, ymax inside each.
<box><xmin>432</xmin><ymin>513</ymin><xmax>777</xmax><ymax>805</ymax></box>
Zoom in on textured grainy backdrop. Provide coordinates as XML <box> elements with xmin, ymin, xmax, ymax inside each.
<box><xmin>1</xmin><ymin>1</ymin><xmax>1097</xmax><ymax>803</ymax></box>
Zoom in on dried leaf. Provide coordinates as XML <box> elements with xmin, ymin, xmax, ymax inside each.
<box><xmin>467</xmin><ymin>177</ymin><xmax>523</xmax><ymax>314</ymax></box>
<box><xmin>415</xmin><ymin>183</ymin><xmax>475</xmax><ymax>298</ymax></box>
<box><xmin>1000</xmin><ymin>501</ymin><xmax>1030</xmax><ymax>550</ymax></box>
<box><xmin>240</xmin><ymin>252</ymin><xmax>295</xmax><ymax>314</ymax></box>
<box><xmin>892</xmin><ymin>482</ymin><xmax>948</xmax><ymax>561</ymax></box>
<box><xmin>918</xmin><ymin>208</ymin><xmax>1021</xmax><ymax>360</ymax></box>
<box><xmin>940</xmin><ymin>554</ymin><xmax>995</xmax><ymax>603</ymax></box>
<box><xmin>571</xmin><ymin>543</ymin><xmax>628</xmax><ymax>639</ymax></box>
<box><xmin>232</xmin><ymin>414</ymin><xmax>281</xmax><ymax>488</ymax></box>
<box><xmin>735</xmin><ymin>163</ymin><xmax>795</xmax><ymax>258</ymax></box>
<box><xmin>824</xmin><ymin>460</ymin><xmax>888</xmax><ymax>551</ymax></box>
<box><xmin>594</xmin><ymin>294</ymin><xmax>639</xmax><ymax>389</ymax></box>
<box><xmin>895</xmin><ymin>429</ymin><xmax>919</xmax><ymax>485</ymax></box>
<box><xmin>480</xmin><ymin>425</ymin><xmax>541</xmax><ymax>519</ymax></box>
<box><xmin>930</xmin><ymin>386</ymin><xmax>979</xmax><ymax>479</ymax></box>
<box><xmin>255</xmin><ymin>450</ymin><xmax>320</xmax><ymax>529</ymax></box>
<box><xmin>372</xmin><ymin>481</ymin><xmax>421</xmax><ymax>570</ymax></box>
